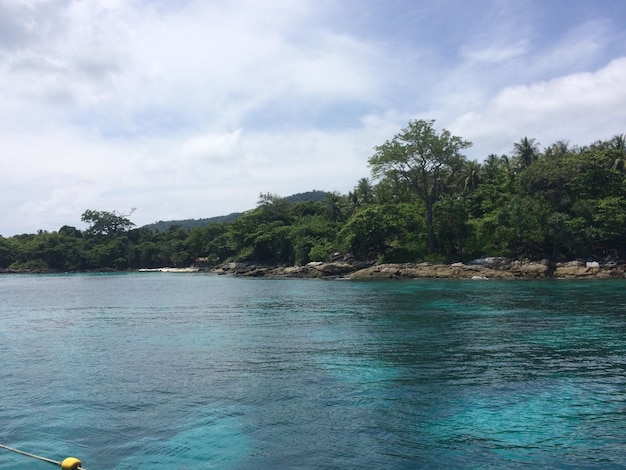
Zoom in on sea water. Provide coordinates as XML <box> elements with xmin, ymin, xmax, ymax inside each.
<box><xmin>1</xmin><ymin>273</ymin><xmax>625</xmax><ymax>469</ymax></box>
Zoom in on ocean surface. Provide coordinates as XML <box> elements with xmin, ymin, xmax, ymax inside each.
<box><xmin>1</xmin><ymin>273</ymin><xmax>625</xmax><ymax>469</ymax></box>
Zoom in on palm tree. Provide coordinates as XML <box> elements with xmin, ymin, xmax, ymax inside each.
<box><xmin>609</xmin><ymin>134</ymin><xmax>626</xmax><ymax>152</ymax></box>
<box><xmin>460</xmin><ymin>160</ymin><xmax>482</xmax><ymax>193</ymax></box>
<box><xmin>481</xmin><ymin>154</ymin><xmax>500</xmax><ymax>180</ymax></box>
<box><xmin>609</xmin><ymin>134</ymin><xmax>626</xmax><ymax>172</ymax></box>
<box><xmin>347</xmin><ymin>178</ymin><xmax>376</xmax><ymax>214</ymax></box>
<box><xmin>347</xmin><ymin>190</ymin><xmax>360</xmax><ymax>215</ymax></box>
<box><xmin>544</xmin><ymin>139</ymin><xmax>572</xmax><ymax>159</ymax></box>
<box><xmin>512</xmin><ymin>137</ymin><xmax>541</xmax><ymax>169</ymax></box>
<box><xmin>590</xmin><ymin>139</ymin><xmax>609</xmax><ymax>151</ymax></box>
<box><xmin>324</xmin><ymin>192</ymin><xmax>345</xmax><ymax>222</ymax></box>
<box><xmin>610</xmin><ymin>157</ymin><xmax>625</xmax><ymax>173</ymax></box>
<box><xmin>355</xmin><ymin>177</ymin><xmax>375</xmax><ymax>205</ymax></box>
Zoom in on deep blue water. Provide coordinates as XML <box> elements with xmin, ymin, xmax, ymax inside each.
<box><xmin>1</xmin><ymin>273</ymin><xmax>626</xmax><ymax>469</ymax></box>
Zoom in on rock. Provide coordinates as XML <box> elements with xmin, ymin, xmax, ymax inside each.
<box><xmin>468</xmin><ymin>257</ymin><xmax>511</xmax><ymax>267</ymax></box>
<box><xmin>507</xmin><ymin>259</ymin><xmax>554</xmax><ymax>278</ymax></box>
<box><xmin>313</xmin><ymin>262</ymin><xmax>355</xmax><ymax>276</ymax></box>
<box><xmin>242</xmin><ymin>267</ymin><xmax>270</xmax><ymax>277</ymax></box>
<box><xmin>283</xmin><ymin>266</ymin><xmax>303</xmax><ymax>275</ymax></box>
<box><xmin>557</xmin><ymin>260</ymin><xmax>584</xmax><ymax>267</ymax></box>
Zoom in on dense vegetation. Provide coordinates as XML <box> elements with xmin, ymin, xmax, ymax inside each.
<box><xmin>2</xmin><ymin>120</ymin><xmax>626</xmax><ymax>272</ymax></box>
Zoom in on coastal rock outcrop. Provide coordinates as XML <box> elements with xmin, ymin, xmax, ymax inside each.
<box><xmin>212</xmin><ymin>260</ymin><xmax>363</xmax><ymax>278</ymax></box>
<box><xmin>211</xmin><ymin>258</ymin><xmax>626</xmax><ymax>280</ymax></box>
<box><xmin>553</xmin><ymin>260</ymin><xmax>622</xmax><ymax>278</ymax></box>
<box><xmin>346</xmin><ymin>262</ymin><xmax>516</xmax><ymax>280</ymax></box>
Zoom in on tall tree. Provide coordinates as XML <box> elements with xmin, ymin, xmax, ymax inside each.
<box><xmin>324</xmin><ymin>191</ymin><xmax>346</xmax><ymax>222</ymax></box>
<box><xmin>368</xmin><ymin>119</ymin><xmax>472</xmax><ymax>253</ymax></box>
<box><xmin>81</xmin><ymin>209</ymin><xmax>135</xmax><ymax>237</ymax></box>
<box><xmin>610</xmin><ymin>134</ymin><xmax>626</xmax><ymax>152</ymax></box>
<box><xmin>481</xmin><ymin>154</ymin><xmax>509</xmax><ymax>183</ymax></box>
<box><xmin>348</xmin><ymin>177</ymin><xmax>375</xmax><ymax>214</ymax></box>
<box><xmin>608</xmin><ymin>134</ymin><xmax>626</xmax><ymax>172</ymax></box>
<box><xmin>513</xmin><ymin>137</ymin><xmax>541</xmax><ymax>169</ymax></box>
<box><xmin>544</xmin><ymin>139</ymin><xmax>572</xmax><ymax>159</ymax></box>
<box><xmin>355</xmin><ymin>177</ymin><xmax>375</xmax><ymax>205</ymax></box>
<box><xmin>460</xmin><ymin>160</ymin><xmax>482</xmax><ymax>193</ymax></box>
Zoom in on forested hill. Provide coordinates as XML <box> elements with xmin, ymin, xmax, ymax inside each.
<box><xmin>142</xmin><ymin>190</ymin><xmax>329</xmax><ymax>231</ymax></box>
<box><xmin>142</xmin><ymin>212</ymin><xmax>245</xmax><ymax>232</ymax></box>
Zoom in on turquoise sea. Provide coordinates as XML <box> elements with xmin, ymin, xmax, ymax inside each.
<box><xmin>1</xmin><ymin>273</ymin><xmax>625</xmax><ymax>469</ymax></box>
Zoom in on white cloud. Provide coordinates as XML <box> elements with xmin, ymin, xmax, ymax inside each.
<box><xmin>180</xmin><ymin>130</ymin><xmax>243</xmax><ymax>161</ymax></box>
<box><xmin>451</xmin><ymin>57</ymin><xmax>626</xmax><ymax>159</ymax></box>
<box><xmin>461</xmin><ymin>41</ymin><xmax>529</xmax><ymax>64</ymax></box>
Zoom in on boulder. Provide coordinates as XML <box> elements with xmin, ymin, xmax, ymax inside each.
<box><xmin>313</xmin><ymin>262</ymin><xmax>356</xmax><ymax>276</ymax></box>
<box><xmin>468</xmin><ymin>257</ymin><xmax>512</xmax><ymax>268</ymax></box>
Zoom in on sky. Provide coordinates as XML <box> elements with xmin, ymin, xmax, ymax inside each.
<box><xmin>2</xmin><ymin>0</ymin><xmax>626</xmax><ymax>236</ymax></box>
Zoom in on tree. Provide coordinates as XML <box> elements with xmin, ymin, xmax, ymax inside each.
<box><xmin>512</xmin><ymin>137</ymin><xmax>541</xmax><ymax>169</ymax></box>
<box><xmin>81</xmin><ymin>209</ymin><xmax>135</xmax><ymax>236</ymax></box>
<box><xmin>354</xmin><ymin>177</ymin><xmax>375</xmax><ymax>205</ymax></box>
<box><xmin>0</xmin><ymin>236</ymin><xmax>15</xmax><ymax>268</ymax></box>
<box><xmin>348</xmin><ymin>178</ymin><xmax>375</xmax><ymax>214</ymax></box>
<box><xmin>606</xmin><ymin>134</ymin><xmax>626</xmax><ymax>172</ymax></box>
<box><xmin>433</xmin><ymin>196</ymin><xmax>473</xmax><ymax>258</ymax></box>
<box><xmin>368</xmin><ymin>119</ymin><xmax>472</xmax><ymax>253</ymax></box>
<box><xmin>339</xmin><ymin>205</ymin><xmax>408</xmax><ymax>260</ymax></box>
<box><xmin>324</xmin><ymin>192</ymin><xmax>346</xmax><ymax>222</ymax></box>
<box><xmin>609</xmin><ymin>134</ymin><xmax>626</xmax><ymax>152</ymax></box>
<box><xmin>459</xmin><ymin>160</ymin><xmax>482</xmax><ymax>193</ymax></box>
<box><xmin>544</xmin><ymin>139</ymin><xmax>572</xmax><ymax>159</ymax></box>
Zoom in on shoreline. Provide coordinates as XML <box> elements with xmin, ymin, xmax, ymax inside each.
<box><xmin>2</xmin><ymin>258</ymin><xmax>625</xmax><ymax>279</ymax></box>
<box><xmin>210</xmin><ymin>258</ymin><xmax>626</xmax><ymax>280</ymax></box>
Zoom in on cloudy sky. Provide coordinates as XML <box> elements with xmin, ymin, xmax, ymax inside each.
<box><xmin>2</xmin><ymin>0</ymin><xmax>626</xmax><ymax>235</ymax></box>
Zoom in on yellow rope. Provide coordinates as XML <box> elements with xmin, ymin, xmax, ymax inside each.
<box><xmin>0</xmin><ymin>442</ymin><xmax>85</xmax><ymax>469</ymax></box>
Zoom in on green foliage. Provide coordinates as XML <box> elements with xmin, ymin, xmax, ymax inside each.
<box><xmin>0</xmin><ymin>236</ymin><xmax>15</xmax><ymax>268</ymax></box>
<box><xmin>9</xmin><ymin>258</ymin><xmax>50</xmax><ymax>272</ymax></box>
<box><xmin>289</xmin><ymin>216</ymin><xmax>340</xmax><ymax>264</ymax></box>
<box><xmin>338</xmin><ymin>203</ymin><xmax>423</xmax><ymax>261</ymax></box>
<box><xmin>309</xmin><ymin>242</ymin><xmax>334</xmax><ymax>262</ymax></box>
<box><xmin>433</xmin><ymin>196</ymin><xmax>474</xmax><ymax>259</ymax></box>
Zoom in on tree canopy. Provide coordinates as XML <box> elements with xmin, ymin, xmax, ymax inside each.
<box><xmin>81</xmin><ymin>209</ymin><xmax>135</xmax><ymax>236</ymax></box>
<box><xmin>368</xmin><ymin>119</ymin><xmax>472</xmax><ymax>253</ymax></box>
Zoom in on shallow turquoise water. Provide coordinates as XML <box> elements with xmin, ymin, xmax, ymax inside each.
<box><xmin>1</xmin><ymin>274</ymin><xmax>625</xmax><ymax>469</ymax></box>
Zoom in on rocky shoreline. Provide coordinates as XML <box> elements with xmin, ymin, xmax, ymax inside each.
<box><xmin>3</xmin><ymin>257</ymin><xmax>624</xmax><ymax>279</ymax></box>
<box><xmin>210</xmin><ymin>257</ymin><xmax>626</xmax><ymax>280</ymax></box>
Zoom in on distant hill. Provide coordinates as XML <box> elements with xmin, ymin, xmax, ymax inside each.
<box><xmin>142</xmin><ymin>212</ymin><xmax>246</xmax><ymax>231</ymax></box>
<box><xmin>283</xmin><ymin>190</ymin><xmax>329</xmax><ymax>204</ymax></box>
<box><xmin>142</xmin><ymin>190</ymin><xmax>330</xmax><ymax>231</ymax></box>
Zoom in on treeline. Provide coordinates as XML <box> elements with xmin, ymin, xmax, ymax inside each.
<box><xmin>1</xmin><ymin>120</ymin><xmax>626</xmax><ymax>272</ymax></box>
